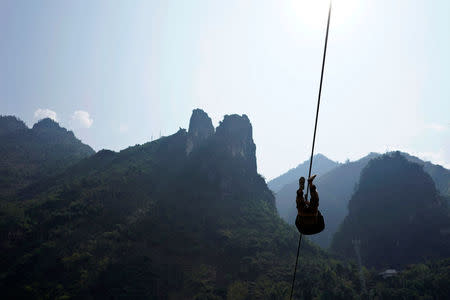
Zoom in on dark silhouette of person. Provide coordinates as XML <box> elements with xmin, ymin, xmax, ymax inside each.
<box><xmin>296</xmin><ymin>175</ymin><xmax>319</xmax><ymax>217</ymax></box>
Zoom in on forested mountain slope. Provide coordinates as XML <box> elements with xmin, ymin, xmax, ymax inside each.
<box><xmin>331</xmin><ymin>152</ymin><xmax>450</xmax><ymax>268</ymax></box>
<box><xmin>0</xmin><ymin>110</ymin><xmax>363</xmax><ymax>299</ymax></box>
<box><xmin>400</xmin><ymin>151</ymin><xmax>450</xmax><ymax>197</ymax></box>
<box><xmin>0</xmin><ymin>116</ymin><xmax>94</xmax><ymax>197</ymax></box>
<box><xmin>275</xmin><ymin>153</ymin><xmax>380</xmax><ymax>248</ymax></box>
<box><xmin>274</xmin><ymin>151</ymin><xmax>449</xmax><ymax>249</ymax></box>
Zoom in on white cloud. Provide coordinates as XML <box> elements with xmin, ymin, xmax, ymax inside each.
<box><xmin>425</xmin><ymin>123</ymin><xmax>447</xmax><ymax>132</ymax></box>
<box><xmin>34</xmin><ymin>108</ymin><xmax>58</xmax><ymax>121</ymax></box>
<box><xmin>72</xmin><ymin>110</ymin><xmax>93</xmax><ymax>128</ymax></box>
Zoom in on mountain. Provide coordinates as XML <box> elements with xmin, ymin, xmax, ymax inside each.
<box><xmin>400</xmin><ymin>151</ymin><xmax>450</xmax><ymax>197</ymax></box>
<box><xmin>268</xmin><ymin>154</ymin><xmax>339</xmax><ymax>193</ymax></box>
<box><xmin>0</xmin><ymin>116</ymin><xmax>95</xmax><ymax>197</ymax></box>
<box><xmin>330</xmin><ymin>152</ymin><xmax>450</xmax><ymax>268</ymax></box>
<box><xmin>274</xmin><ymin>151</ymin><xmax>450</xmax><ymax>249</ymax></box>
<box><xmin>275</xmin><ymin>153</ymin><xmax>380</xmax><ymax>248</ymax></box>
<box><xmin>0</xmin><ymin>110</ymin><xmax>364</xmax><ymax>299</ymax></box>
<box><xmin>1</xmin><ymin>111</ymin><xmax>449</xmax><ymax>298</ymax></box>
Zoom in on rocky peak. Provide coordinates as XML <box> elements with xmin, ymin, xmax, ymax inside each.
<box><xmin>32</xmin><ymin>118</ymin><xmax>62</xmax><ymax>131</ymax></box>
<box><xmin>0</xmin><ymin>115</ymin><xmax>28</xmax><ymax>136</ymax></box>
<box><xmin>215</xmin><ymin>114</ymin><xmax>257</xmax><ymax>173</ymax></box>
<box><xmin>186</xmin><ymin>109</ymin><xmax>214</xmax><ymax>155</ymax></box>
<box><xmin>31</xmin><ymin>118</ymin><xmax>83</xmax><ymax>146</ymax></box>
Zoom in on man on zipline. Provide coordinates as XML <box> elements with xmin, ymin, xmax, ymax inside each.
<box><xmin>296</xmin><ymin>175</ymin><xmax>319</xmax><ymax>217</ymax></box>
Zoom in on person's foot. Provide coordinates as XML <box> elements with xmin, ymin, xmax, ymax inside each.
<box><xmin>308</xmin><ymin>174</ymin><xmax>317</xmax><ymax>183</ymax></box>
<box><xmin>299</xmin><ymin>177</ymin><xmax>305</xmax><ymax>190</ymax></box>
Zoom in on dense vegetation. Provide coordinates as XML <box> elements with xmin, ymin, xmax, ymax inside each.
<box><xmin>364</xmin><ymin>259</ymin><xmax>450</xmax><ymax>299</ymax></box>
<box><xmin>272</xmin><ymin>152</ymin><xmax>450</xmax><ymax>250</ymax></box>
<box><xmin>331</xmin><ymin>152</ymin><xmax>450</xmax><ymax>268</ymax></box>
<box><xmin>0</xmin><ymin>112</ymin><xmax>359</xmax><ymax>299</ymax></box>
<box><xmin>0</xmin><ymin>111</ymin><xmax>449</xmax><ymax>299</ymax></box>
<box><xmin>0</xmin><ymin>116</ymin><xmax>94</xmax><ymax>197</ymax></box>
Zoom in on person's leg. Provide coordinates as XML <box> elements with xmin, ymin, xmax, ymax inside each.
<box><xmin>296</xmin><ymin>190</ymin><xmax>306</xmax><ymax>215</ymax></box>
<box><xmin>307</xmin><ymin>174</ymin><xmax>317</xmax><ymax>185</ymax></box>
<box><xmin>296</xmin><ymin>177</ymin><xmax>306</xmax><ymax>215</ymax></box>
<box><xmin>299</xmin><ymin>177</ymin><xmax>305</xmax><ymax>191</ymax></box>
<box><xmin>310</xmin><ymin>185</ymin><xmax>319</xmax><ymax>214</ymax></box>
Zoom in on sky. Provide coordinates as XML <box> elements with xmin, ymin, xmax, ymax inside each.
<box><xmin>1</xmin><ymin>0</ymin><xmax>449</xmax><ymax>180</ymax></box>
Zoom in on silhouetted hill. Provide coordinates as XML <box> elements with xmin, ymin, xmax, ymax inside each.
<box><xmin>0</xmin><ymin>116</ymin><xmax>95</xmax><ymax>196</ymax></box>
<box><xmin>399</xmin><ymin>151</ymin><xmax>450</xmax><ymax>197</ymax></box>
<box><xmin>268</xmin><ymin>153</ymin><xmax>339</xmax><ymax>193</ymax></box>
<box><xmin>1</xmin><ymin>111</ymin><xmax>449</xmax><ymax>298</ymax></box>
<box><xmin>0</xmin><ymin>110</ymin><xmax>364</xmax><ymax>299</ymax></box>
<box><xmin>0</xmin><ymin>115</ymin><xmax>28</xmax><ymax>135</ymax></box>
<box><xmin>275</xmin><ymin>153</ymin><xmax>380</xmax><ymax>248</ymax></box>
<box><xmin>274</xmin><ymin>151</ymin><xmax>450</xmax><ymax>249</ymax></box>
<box><xmin>330</xmin><ymin>152</ymin><xmax>450</xmax><ymax>268</ymax></box>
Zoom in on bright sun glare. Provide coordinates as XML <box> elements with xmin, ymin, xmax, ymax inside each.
<box><xmin>292</xmin><ymin>0</ymin><xmax>360</xmax><ymax>30</ymax></box>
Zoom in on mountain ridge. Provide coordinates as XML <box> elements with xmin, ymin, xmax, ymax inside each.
<box><xmin>268</xmin><ymin>153</ymin><xmax>340</xmax><ymax>193</ymax></box>
<box><xmin>330</xmin><ymin>152</ymin><xmax>450</xmax><ymax>268</ymax></box>
<box><xmin>2</xmin><ymin>109</ymin><xmax>356</xmax><ymax>299</ymax></box>
<box><xmin>0</xmin><ymin>110</ymin><xmax>448</xmax><ymax>298</ymax></box>
<box><xmin>0</xmin><ymin>116</ymin><xmax>95</xmax><ymax>197</ymax></box>
<box><xmin>273</xmin><ymin>151</ymin><xmax>449</xmax><ymax>249</ymax></box>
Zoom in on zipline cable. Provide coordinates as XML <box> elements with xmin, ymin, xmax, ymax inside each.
<box><xmin>289</xmin><ymin>1</ymin><xmax>332</xmax><ymax>299</ymax></box>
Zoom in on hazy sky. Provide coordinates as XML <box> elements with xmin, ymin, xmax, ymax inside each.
<box><xmin>1</xmin><ymin>0</ymin><xmax>449</xmax><ymax>179</ymax></box>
